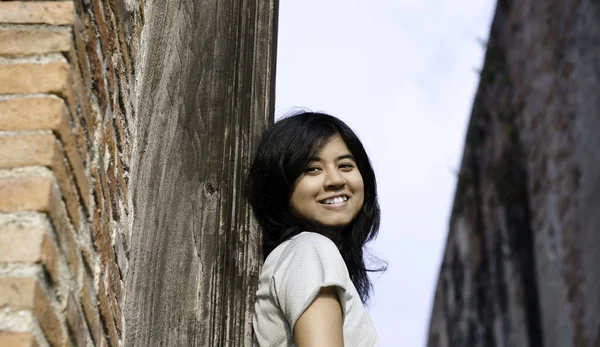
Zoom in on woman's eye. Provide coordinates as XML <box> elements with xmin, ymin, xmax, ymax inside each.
<box><xmin>305</xmin><ymin>167</ymin><xmax>320</xmax><ymax>173</ymax></box>
<box><xmin>339</xmin><ymin>163</ymin><xmax>354</xmax><ymax>170</ymax></box>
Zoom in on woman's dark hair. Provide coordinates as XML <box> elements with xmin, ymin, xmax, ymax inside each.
<box><xmin>245</xmin><ymin>110</ymin><xmax>386</xmax><ymax>304</ymax></box>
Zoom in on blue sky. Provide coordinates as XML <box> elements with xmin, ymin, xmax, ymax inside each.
<box><xmin>274</xmin><ymin>1</ymin><xmax>496</xmax><ymax>345</ymax></box>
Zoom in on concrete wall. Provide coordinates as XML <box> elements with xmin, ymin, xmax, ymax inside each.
<box><xmin>0</xmin><ymin>1</ymin><xmax>277</xmax><ymax>346</ymax></box>
<box><xmin>427</xmin><ymin>1</ymin><xmax>600</xmax><ymax>346</ymax></box>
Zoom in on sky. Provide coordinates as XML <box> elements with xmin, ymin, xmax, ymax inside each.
<box><xmin>274</xmin><ymin>1</ymin><xmax>497</xmax><ymax>345</ymax></box>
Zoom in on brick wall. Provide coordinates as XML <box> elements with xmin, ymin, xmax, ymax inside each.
<box><xmin>427</xmin><ymin>0</ymin><xmax>600</xmax><ymax>346</ymax></box>
<box><xmin>0</xmin><ymin>1</ymin><xmax>142</xmax><ymax>346</ymax></box>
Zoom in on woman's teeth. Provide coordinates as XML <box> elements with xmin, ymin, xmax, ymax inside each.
<box><xmin>322</xmin><ymin>196</ymin><xmax>348</xmax><ymax>204</ymax></box>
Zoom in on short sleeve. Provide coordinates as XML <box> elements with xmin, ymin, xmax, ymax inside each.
<box><xmin>271</xmin><ymin>232</ymin><xmax>349</xmax><ymax>330</ymax></box>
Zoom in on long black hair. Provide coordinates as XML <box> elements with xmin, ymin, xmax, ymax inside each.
<box><xmin>245</xmin><ymin>111</ymin><xmax>386</xmax><ymax>304</ymax></box>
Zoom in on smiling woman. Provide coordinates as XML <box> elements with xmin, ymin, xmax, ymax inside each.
<box><xmin>245</xmin><ymin>111</ymin><xmax>385</xmax><ymax>346</ymax></box>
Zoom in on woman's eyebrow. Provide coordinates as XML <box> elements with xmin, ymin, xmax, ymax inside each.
<box><xmin>337</xmin><ymin>154</ymin><xmax>356</xmax><ymax>161</ymax></box>
<box><xmin>308</xmin><ymin>154</ymin><xmax>355</xmax><ymax>162</ymax></box>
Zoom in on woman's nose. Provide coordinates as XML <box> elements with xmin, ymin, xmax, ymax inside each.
<box><xmin>324</xmin><ymin>169</ymin><xmax>345</xmax><ymax>188</ymax></box>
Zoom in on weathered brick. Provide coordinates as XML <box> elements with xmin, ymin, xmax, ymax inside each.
<box><xmin>98</xmin><ymin>0</ymin><xmax>118</xmax><ymax>103</ymax></box>
<box><xmin>0</xmin><ymin>28</ymin><xmax>72</xmax><ymax>56</ymax></box>
<box><xmin>91</xmin><ymin>168</ymin><xmax>104</xmax><ymax>215</ymax></box>
<box><xmin>0</xmin><ymin>331</ymin><xmax>39</xmax><ymax>347</ymax></box>
<box><xmin>67</xmin><ymin>44</ymin><xmax>96</xmax><ymax>145</ymax></box>
<box><xmin>0</xmin><ymin>176</ymin><xmax>54</xmax><ymax>213</ymax></box>
<box><xmin>116</xmin><ymin>158</ymin><xmax>129</xmax><ymax>211</ymax></box>
<box><xmin>0</xmin><ymin>133</ymin><xmax>81</xmax><ymax>227</ymax></box>
<box><xmin>0</xmin><ymin>97</ymin><xmax>64</xmax><ymax>131</ymax></box>
<box><xmin>106</xmin><ymin>161</ymin><xmax>120</xmax><ymax>222</ymax></box>
<box><xmin>107</xmin><ymin>275</ymin><xmax>123</xmax><ymax>336</ymax></box>
<box><xmin>107</xmin><ymin>0</ymin><xmax>132</xmax><ymax>80</ymax></box>
<box><xmin>91</xmin><ymin>168</ymin><xmax>113</xmax><ymax>271</ymax></box>
<box><xmin>92</xmin><ymin>0</ymin><xmax>112</xmax><ymax>57</ymax></box>
<box><xmin>113</xmin><ymin>107</ymin><xmax>132</xmax><ymax>164</ymax></box>
<box><xmin>98</xmin><ymin>276</ymin><xmax>118</xmax><ymax>347</ymax></box>
<box><xmin>0</xmin><ymin>175</ymin><xmax>80</xmax><ymax>278</ymax></box>
<box><xmin>113</xmin><ymin>230</ymin><xmax>128</xmax><ymax>278</ymax></box>
<box><xmin>65</xmin><ymin>292</ymin><xmax>91</xmax><ymax>347</ymax></box>
<box><xmin>98</xmin><ymin>214</ymin><xmax>122</xmax><ymax>303</ymax></box>
<box><xmin>0</xmin><ymin>97</ymin><xmax>90</xmax><ymax>208</ymax></box>
<box><xmin>83</xmin><ymin>13</ymin><xmax>109</xmax><ymax>115</ymax></box>
<box><xmin>73</xmin><ymin>121</ymin><xmax>89</xmax><ymax>170</ymax></box>
<box><xmin>0</xmin><ymin>0</ymin><xmax>142</xmax><ymax>345</ymax></box>
<box><xmin>0</xmin><ymin>277</ymin><xmax>66</xmax><ymax>347</ymax></box>
<box><xmin>91</xmin><ymin>156</ymin><xmax>114</xmax><ymax>227</ymax></box>
<box><xmin>100</xmin><ymin>334</ymin><xmax>109</xmax><ymax>347</ymax></box>
<box><xmin>81</xmin><ymin>271</ymin><xmax>102</xmax><ymax>346</ymax></box>
<box><xmin>0</xmin><ymin>2</ymin><xmax>74</xmax><ymax>25</ymax></box>
<box><xmin>0</xmin><ymin>60</ymin><xmax>69</xmax><ymax>96</ymax></box>
<box><xmin>105</xmin><ymin>121</ymin><xmax>116</xmax><ymax>160</ymax></box>
<box><xmin>0</xmin><ymin>221</ymin><xmax>60</xmax><ymax>284</ymax></box>
<box><xmin>71</xmin><ymin>15</ymin><xmax>94</xmax><ymax>94</ymax></box>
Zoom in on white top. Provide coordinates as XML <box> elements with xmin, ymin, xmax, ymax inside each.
<box><xmin>253</xmin><ymin>232</ymin><xmax>379</xmax><ymax>346</ymax></box>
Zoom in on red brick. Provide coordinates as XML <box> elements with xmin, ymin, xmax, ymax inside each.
<box><xmin>137</xmin><ymin>0</ymin><xmax>145</xmax><ymax>25</ymax></box>
<box><xmin>65</xmin><ymin>292</ymin><xmax>91</xmax><ymax>347</ymax></box>
<box><xmin>107</xmin><ymin>0</ymin><xmax>132</xmax><ymax>79</ymax></box>
<box><xmin>116</xmin><ymin>158</ymin><xmax>129</xmax><ymax>211</ymax></box>
<box><xmin>71</xmin><ymin>15</ymin><xmax>94</xmax><ymax>95</ymax></box>
<box><xmin>0</xmin><ymin>60</ymin><xmax>69</xmax><ymax>96</ymax></box>
<box><xmin>98</xmin><ymin>0</ymin><xmax>118</xmax><ymax>102</ymax></box>
<box><xmin>0</xmin><ymin>62</ymin><xmax>80</xmax><ymax>151</ymax></box>
<box><xmin>83</xmin><ymin>12</ymin><xmax>108</xmax><ymax>115</ymax></box>
<box><xmin>0</xmin><ymin>133</ymin><xmax>81</xmax><ymax>226</ymax></box>
<box><xmin>0</xmin><ymin>176</ymin><xmax>54</xmax><ymax>213</ymax></box>
<box><xmin>81</xmin><ymin>271</ymin><xmax>102</xmax><ymax>346</ymax></box>
<box><xmin>105</xmin><ymin>120</ymin><xmax>116</xmax><ymax>160</ymax></box>
<box><xmin>90</xmin><ymin>198</ymin><xmax>115</xmax><ymax>293</ymax></box>
<box><xmin>113</xmin><ymin>108</ymin><xmax>132</xmax><ymax>164</ymax></box>
<box><xmin>0</xmin><ymin>28</ymin><xmax>72</xmax><ymax>56</ymax></box>
<box><xmin>91</xmin><ymin>169</ymin><xmax>104</xmax><ymax>215</ymax></box>
<box><xmin>0</xmin><ymin>277</ymin><xmax>67</xmax><ymax>347</ymax></box>
<box><xmin>67</xmin><ymin>44</ymin><xmax>96</xmax><ymax>144</ymax></box>
<box><xmin>0</xmin><ymin>2</ymin><xmax>74</xmax><ymax>25</ymax></box>
<box><xmin>0</xmin><ymin>221</ymin><xmax>60</xmax><ymax>284</ymax></box>
<box><xmin>98</xmin><ymin>276</ymin><xmax>118</xmax><ymax>347</ymax></box>
<box><xmin>92</xmin><ymin>155</ymin><xmax>114</xmax><ymax>226</ymax></box>
<box><xmin>107</xmin><ymin>161</ymin><xmax>120</xmax><ymax>222</ymax></box>
<box><xmin>0</xmin><ymin>331</ymin><xmax>39</xmax><ymax>347</ymax></box>
<box><xmin>91</xmin><ymin>0</ymin><xmax>112</xmax><ymax>57</ymax></box>
<box><xmin>0</xmin><ymin>175</ymin><xmax>80</xmax><ymax>278</ymax></box>
<box><xmin>106</xmin><ymin>275</ymin><xmax>123</xmax><ymax>336</ymax></box>
<box><xmin>74</xmin><ymin>121</ymin><xmax>90</xmax><ymax>171</ymax></box>
<box><xmin>0</xmin><ymin>97</ymin><xmax>89</xmax><ymax>206</ymax></box>
<box><xmin>99</xmin><ymin>215</ymin><xmax>122</xmax><ymax>303</ymax></box>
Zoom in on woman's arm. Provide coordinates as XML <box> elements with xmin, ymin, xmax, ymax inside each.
<box><xmin>293</xmin><ymin>286</ymin><xmax>344</xmax><ymax>347</ymax></box>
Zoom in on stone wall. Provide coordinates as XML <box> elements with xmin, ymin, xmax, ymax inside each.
<box><xmin>427</xmin><ymin>0</ymin><xmax>600</xmax><ymax>346</ymax></box>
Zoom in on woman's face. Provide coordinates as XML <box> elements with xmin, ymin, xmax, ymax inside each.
<box><xmin>289</xmin><ymin>134</ymin><xmax>365</xmax><ymax>230</ymax></box>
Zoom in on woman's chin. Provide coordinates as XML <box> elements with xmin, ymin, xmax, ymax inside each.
<box><xmin>315</xmin><ymin>219</ymin><xmax>351</xmax><ymax>231</ymax></box>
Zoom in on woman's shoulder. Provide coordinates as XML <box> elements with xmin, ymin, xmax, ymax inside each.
<box><xmin>290</xmin><ymin>231</ymin><xmax>335</xmax><ymax>244</ymax></box>
<box><xmin>262</xmin><ymin>232</ymin><xmax>340</xmax><ymax>269</ymax></box>
<box><xmin>280</xmin><ymin>231</ymin><xmax>339</xmax><ymax>257</ymax></box>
